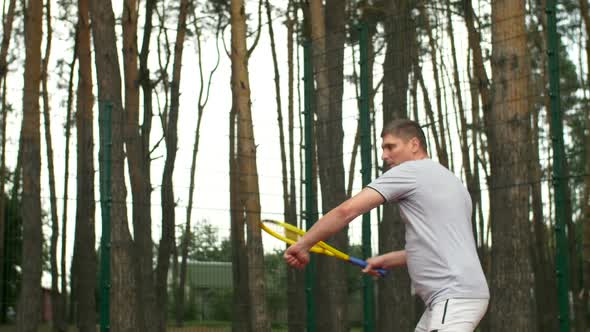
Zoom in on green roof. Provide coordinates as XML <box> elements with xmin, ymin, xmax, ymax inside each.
<box><xmin>186</xmin><ymin>261</ymin><xmax>232</xmax><ymax>288</ymax></box>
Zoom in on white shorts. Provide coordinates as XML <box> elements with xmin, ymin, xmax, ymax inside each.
<box><xmin>414</xmin><ymin>298</ymin><xmax>489</xmax><ymax>332</ymax></box>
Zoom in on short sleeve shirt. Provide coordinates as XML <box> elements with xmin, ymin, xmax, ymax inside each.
<box><xmin>367</xmin><ymin>159</ymin><xmax>489</xmax><ymax>305</ymax></box>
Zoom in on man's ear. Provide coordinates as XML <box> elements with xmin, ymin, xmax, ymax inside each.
<box><xmin>411</xmin><ymin>137</ymin><xmax>420</xmax><ymax>152</ymax></box>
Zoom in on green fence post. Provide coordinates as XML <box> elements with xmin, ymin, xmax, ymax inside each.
<box><xmin>303</xmin><ymin>40</ymin><xmax>317</xmax><ymax>332</ymax></box>
<box><xmin>358</xmin><ymin>22</ymin><xmax>375</xmax><ymax>332</ymax></box>
<box><xmin>99</xmin><ymin>101</ymin><xmax>112</xmax><ymax>332</ymax></box>
<box><xmin>546</xmin><ymin>1</ymin><xmax>571</xmax><ymax>331</ymax></box>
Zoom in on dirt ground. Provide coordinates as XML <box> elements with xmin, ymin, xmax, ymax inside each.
<box><xmin>0</xmin><ymin>324</ymin><xmax>231</xmax><ymax>332</ymax></box>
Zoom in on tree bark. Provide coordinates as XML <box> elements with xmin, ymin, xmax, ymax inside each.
<box><xmin>16</xmin><ymin>0</ymin><xmax>43</xmax><ymax>330</ymax></box>
<box><xmin>231</xmin><ymin>0</ymin><xmax>271</xmax><ymax>330</ymax></box>
<box><xmin>378</xmin><ymin>1</ymin><xmax>416</xmax><ymax>330</ymax></box>
<box><xmin>156</xmin><ymin>0</ymin><xmax>190</xmax><ymax>330</ymax></box>
<box><xmin>122</xmin><ymin>0</ymin><xmax>158</xmax><ymax>329</ymax></box>
<box><xmin>72</xmin><ymin>0</ymin><xmax>96</xmax><ymax>329</ymax></box>
<box><xmin>89</xmin><ymin>0</ymin><xmax>138</xmax><ymax>330</ymax></box>
<box><xmin>40</xmin><ymin>0</ymin><xmax>65</xmax><ymax>329</ymax></box>
<box><xmin>487</xmin><ymin>1</ymin><xmax>536</xmax><ymax>330</ymax></box>
<box><xmin>306</xmin><ymin>1</ymin><xmax>349</xmax><ymax>330</ymax></box>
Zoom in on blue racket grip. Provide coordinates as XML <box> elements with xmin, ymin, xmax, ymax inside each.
<box><xmin>348</xmin><ymin>256</ymin><xmax>388</xmax><ymax>277</ymax></box>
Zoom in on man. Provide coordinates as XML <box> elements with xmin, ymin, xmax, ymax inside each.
<box><xmin>284</xmin><ymin>119</ymin><xmax>489</xmax><ymax>332</ymax></box>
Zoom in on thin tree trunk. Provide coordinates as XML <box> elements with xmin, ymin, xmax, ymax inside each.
<box><xmin>137</xmin><ymin>0</ymin><xmax>158</xmax><ymax>325</ymax></box>
<box><xmin>17</xmin><ymin>0</ymin><xmax>43</xmax><ymax>329</ymax></box>
<box><xmin>40</xmin><ymin>1</ymin><xmax>65</xmax><ymax>329</ymax></box>
<box><xmin>445</xmin><ymin>0</ymin><xmax>476</xmax><ymax>242</ymax></box>
<box><xmin>72</xmin><ymin>0</ymin><xmax>96</xmax><ymax>329</ymax></box>
<box><xmin>0</xmin><ymin>0</ymin><xmax>16</xmax><ymax>84</ymax></box>
<box><xmin>265</xmin><ymin>2</ymin><xmax>304</xmax><ymax>330</ymax></box>
<box><xmin>177</xmin><ymin>12</ymin><xmax>221</xmax><ymax>327</ymax></box>
<box><xmin>60</xmin><ymin>21</ymin><xmax>77</xmax><ymax>328</ymax></box>
<box><xmin>231</xmin><ymin>0</ymin><xmax>271</xmax><ymax>330</ymax></box>
<box><xmin>61</xmin><ymin>32</ymin><xmax>79</xmax><ymax>329</ymax></box>
<box><xmin>414</xmin><ymin>64</ymin><xmax>443</xmax><ymax>158</ymax></box>
<box><xmin>418</xmin><ymin>2</ymin><xmax>449</xmax><ymax>167</ymax></box>
<box><xmin>157</xmin><ymin>0</ymin><xmax>190</xmax><ymax>330</ymax></box>
<box><xmin>467</xmin><ymin>46</ymin><xmax>485</xmax><ymax>258</ymax></box>
<box><xmin>348</xmin><ymin>45</ymin><xmax>361</xmax><ymax>199</ymax></box>
<box><xmin>89</xmin><ymin>0</ymin><xmax>138</xmax><ymax>329</ymax></box>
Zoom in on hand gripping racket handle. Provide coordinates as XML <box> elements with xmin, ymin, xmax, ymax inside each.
<box><xmin>348</xmin><ymin>256</ymin><xmax>388</xmax><ymax>277</ymax></box>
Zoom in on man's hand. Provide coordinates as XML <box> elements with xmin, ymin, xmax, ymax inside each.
<box><xmin>284</xmin><ymin>242</ymin><xmax>311</xmax><ymax>269</ymax></box>
<box><xmin>362</xmin><ymin>255</ymin><xmax>389</xmax><ymax>277</ymax></box>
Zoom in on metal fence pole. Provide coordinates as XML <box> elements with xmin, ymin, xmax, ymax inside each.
<box><xmin>99</xmin><ymin>101</ymin><xmax>112</xmax><ymax>332</ymax></box>
<box><xmin>546</xmin><ymin>1</ymin><xmax>571</xmax><ymax>331</ymax></box>
<box><xmin>358</xmin><ymin>22</ymin><xmax>376</xmax><ymax>332</ymax></box>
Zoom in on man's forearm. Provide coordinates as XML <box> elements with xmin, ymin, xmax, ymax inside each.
<box><xmin>382</xmin><ymin>250</ymin><xmax>407</xmax><ymax>268</ymax></box>
<box><xmin>296</xmin><ymin>188</ymin><xmax>385</xmax><ymax>250</ymax></box>
<box><xmin>298</xmin><ymin>205</ymin><xmax>356</xmax><ymax>249</ymax></box>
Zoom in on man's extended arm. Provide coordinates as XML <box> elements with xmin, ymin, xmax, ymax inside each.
<box><xmin>284</xmin><ymin>187</ymin><xmax>385</xmax><ymax>269</ymax></box>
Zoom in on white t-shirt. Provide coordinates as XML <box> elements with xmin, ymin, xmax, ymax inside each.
<box><xmin>367</xmin><ymin>159</ymin><xmax>489</xmax><ymax>306</ymax></box>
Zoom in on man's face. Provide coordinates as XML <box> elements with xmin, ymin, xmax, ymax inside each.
<box><xmin>380</xmin><ymin>134</ymin><xmax>416</xmax><ymax>169</ymax></box>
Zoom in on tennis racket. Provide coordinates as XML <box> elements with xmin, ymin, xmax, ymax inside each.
<box><xmin>260</xmin><ymin>219</ymin><xmax>387</xmax><ymax>277</ymax></box>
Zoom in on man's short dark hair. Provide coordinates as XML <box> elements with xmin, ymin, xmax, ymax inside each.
<box><xmin>381</xmin><ymin>119</ymin><xmax>428</xmax><ymax>153</ymax></box>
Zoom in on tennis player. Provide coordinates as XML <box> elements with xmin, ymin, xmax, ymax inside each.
<box><xmin>284</xmin><ymin>119</ymin><xmax>489</xmax><ymax>332</ymax></box>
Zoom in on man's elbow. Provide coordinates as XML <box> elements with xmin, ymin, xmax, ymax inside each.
<box><xmin>336</xmin><ymin>202</ymin><xmax>361</xmax><ymax>223</ymax></box>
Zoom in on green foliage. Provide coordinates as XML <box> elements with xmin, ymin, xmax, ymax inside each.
<box><xmin>185</xmin><ymin>220</ymin><xmax>231</xmax><ymax>262</ymax></box>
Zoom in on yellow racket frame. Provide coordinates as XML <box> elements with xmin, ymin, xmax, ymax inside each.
<box><xmin>260</xmin><ymin>219</ymin><xmax>350</xmax><ymax>261</ymax></box>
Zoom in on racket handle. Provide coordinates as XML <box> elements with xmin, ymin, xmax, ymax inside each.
<box><xmin>348</xmin><ymin>256</ymin><xmax>388</xmax><ymax>277</ymax></box>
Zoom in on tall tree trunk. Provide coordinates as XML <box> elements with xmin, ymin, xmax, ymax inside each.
<box><xmin>157</xmin><ymin>0</ymin><xmax>189</xmax><ymax>330</ymax></box>
<box><xmin>230</xmin><ymin>103</ymin><xmax>250</xmax><ymax>332</ymax></box>
<box><xmin>89</xmin><ymin>0</ymin><xmax>138</xmax><ymax>330</ymax></box>
<box><xmin>487</xmin><ymin>1</ymin><xmax>536</xmax><ymax>330</ymax></box>
<box><xmin>266</xmin><ymin>2</ymin><xmax>304</xmax><ymax>330</ymax></box>
<box><xmin>17</xmin><ymin>0</ymin><xmax>43</xmax><ymax>330</ymax></box>
<box><xmin>72</xmin><ymin>0</ymin><xmax>96</xmax><ymax>329</ymax></box>
<box><xmin>378</xmin><ymin>1</ymin><xmax>415</xmax><ymax>331</ymax></box>
<box><xmin>40</xmin><ymin>0</ymin><xmax>65</xmax><ymax>329</ymax></box>
<box><xmin>230</xmin><ymin>0</ymin><xmax>271</xmax><ymax>330</ymax></box>
<box><xmin>529</xmin><ymin>1</ymin><xmax>558</xmax><ymax>330</ymax></box>
<box><xmin>306</xmin><ymin>1</ymin><xmax>349</xmax><ymax>330</ymax></box>
<box><xmin>61</xmin><ymin>25</ymin><xmax>77</xmax><ymax>327</ymax></box>
<box><xmin>122</xmin><ymin>0</ymin><xmax>157</xmax><ymax>329</ymax></box>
